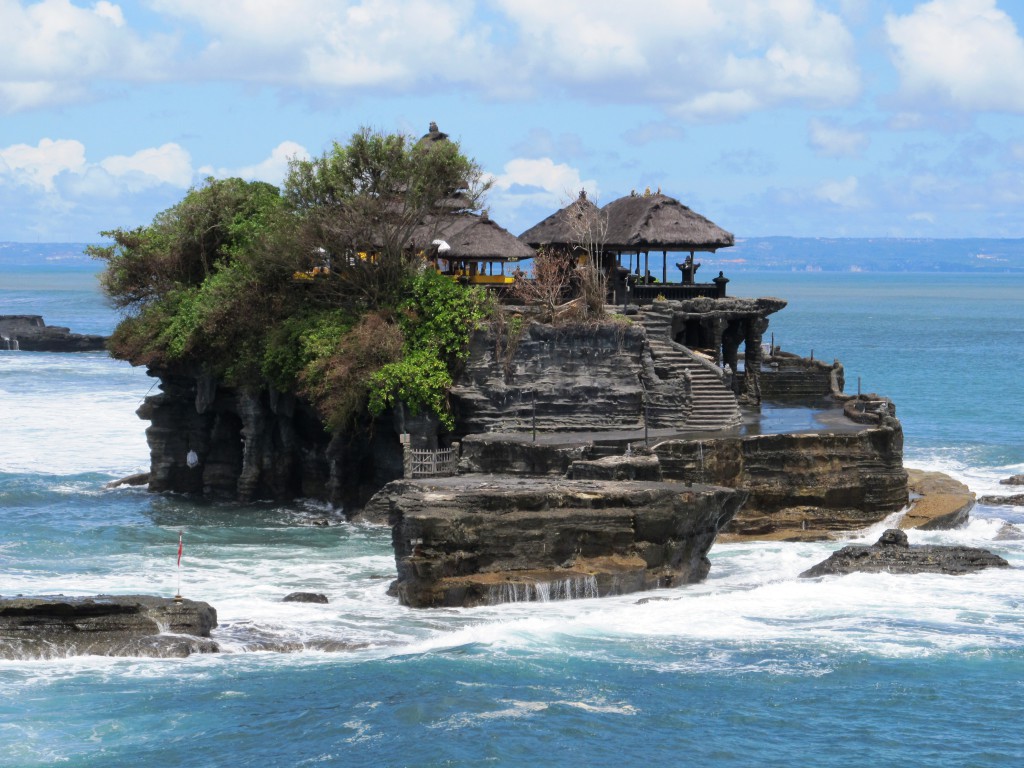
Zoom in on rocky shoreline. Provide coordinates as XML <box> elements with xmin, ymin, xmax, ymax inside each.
<box><xmin>0</xmin><ymin>315</ymin><xmax>108</xmax><ymax>352</ymax></box>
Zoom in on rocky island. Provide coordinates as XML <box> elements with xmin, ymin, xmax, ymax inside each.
<box><xmin>86</xmin><ymin>123</ymin><xmax>954</xmax><ymax>610</ymax></box>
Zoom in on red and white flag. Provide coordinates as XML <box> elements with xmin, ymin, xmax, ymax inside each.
<box><xmin>177</xmin><ymin>531</ymin><xmax>183</xmax><ymax>568</ymax></box>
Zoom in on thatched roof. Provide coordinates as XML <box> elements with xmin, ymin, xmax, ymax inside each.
<box><xmin>415</xmin><ymin>121</ymin><xmax>449</xmax><ymax>150</ymax></box>
<box><xmin>518</xmin><ymin>189</ymin><xmax>603</xmax><ymax>248</ymax></box>
<box><xmin>603</xmin><ymin>192</ymin><xmax>734</xmax><ymax>252</ymax></box>
<box><xmin>416</xmin><ymin>212</ymin><xmax>535</xmax><ymax>262</ymax></box>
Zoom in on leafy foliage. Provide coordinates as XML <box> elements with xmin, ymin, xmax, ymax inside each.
<box><xmin>93</xmin><ymin>129</ymin><xmax>495</xmax><ymax>432</ymax></box>
<box><xmin>285</xmin><ymin>127</ymin><xmax>489</xmax><ymax>310</ymax></box>
<box><xmin>367</xmin><ymin>268</ymin><xmax>491</xmax><ymax>430</ymax></box>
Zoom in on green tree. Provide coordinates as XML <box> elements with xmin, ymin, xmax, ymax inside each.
<box><xmin>284</xmin><ymin>127</ymin><xmax>490</xmax><ymax>309</ymax></box>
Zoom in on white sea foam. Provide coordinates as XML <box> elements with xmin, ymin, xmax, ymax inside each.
<box><xmin>0</xmin><ymin>353</ymin><xmax>151</xmax><ymax>476</ymax></box>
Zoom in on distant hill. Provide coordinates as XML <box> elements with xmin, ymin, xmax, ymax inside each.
<box><xmin>721</xmin><ymin>237</ymin><xmax>1024</xmax><ymax>273</ymax></box>
<box><xmin>0</xmin><ymin>242</ymin><xmax>96</xmax><ymax>269</ymax></box>
<box><xmin>4</xmin><ymin>238</ymin><xmax>1024</xmax><ymax>273</ymax></box>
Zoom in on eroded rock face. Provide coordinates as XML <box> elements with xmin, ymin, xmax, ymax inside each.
<box><xmin>0</xmin><ymin>595</ymin><xmax>218</xmax><ymax>659</ymax></box>
<box><xmin>0</xmin><ymin>315</ymin><xmax>107</xmax><ymax>352</ymax></box>
<box><xmin>138</xmin><ymin>369</ymin><xmax>402</xmax><ymax>508</ymax></box>
<box><xmin>903</xmin><ymin>469</ymin><xmax>974</xmax><ymax>530</ymax></box>
<box><xmin>365</xmin><ymin>475</ymin><xmax>746</xmax><ymax>607</ymax></box>
<box><xmin>450</xmin><ymin>323</ymin><xmax>660</xmax><ymax>434</ymax></box>
<box><xmin>655</xmin><ymin>420</ymin><xmax>908</xmax><ymax>540</ymax></box>
<box><xmin>799</xmin><ymin>529</ymin><xmax>1009</xmax><ymax>578</ymax></box>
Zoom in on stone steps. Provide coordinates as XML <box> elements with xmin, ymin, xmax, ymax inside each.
<box><xmin>636</xmin><ymin>305</ymin><xmax>741</xmax><ymax>431</ymax></box>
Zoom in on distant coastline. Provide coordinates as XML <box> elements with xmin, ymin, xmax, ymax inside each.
<box><xmin>6</xmin><ymin>238</ymin><xmax>1024</xmax><ymax>275</ymax></box>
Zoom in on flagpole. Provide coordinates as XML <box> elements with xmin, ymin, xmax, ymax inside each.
<box><xmin>175</xmin><ymin>530</ymin><xmax>183</xmax><ymax>602</ymax></box>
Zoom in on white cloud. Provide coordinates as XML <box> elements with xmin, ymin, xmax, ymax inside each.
<box><xmin>0</xmin><ymin>0</ymin><xmax>169</xmax><ymax>113</ymax></box>
<box><xmin>149</xmin><ymin>0</ymin><xmax>492</xmax><ymax>88</ymax></box>
<box><xmin>0</xmin><ymin>138</ymin><xmax>86</xmax><ymax>190</ymax></box>
<box><xmin>815</xmin><ymin>175</ymin><xmax>865</xmax><ymax>207</ymax></box>
<box><xmin>201</xmin><ymin>141</ymin><xmax>310</xmax><ymax>186</ymax></box>
<box><xmin>100</xmin><ymin>144</ymin><xmax>194</xmax><ymax>189</ymax></box>
<box><xmin>886</xmin><ymin>0</ymin><xmax>1024</xmax><ymax>112</ymax></box>
<box><xmin>496</xmin><ymin>0</ymin><xmax>860</xmax><ymax>119</ymax></box>
<box><xmin>0</xmin><ymin>136</ymin><xmax>194</xmax><ymax>203</ymax></box>
<box><xmin>488</xmin><ymin>157</ymin><xmax>600</xmax><ymax>211</ymax></box>
<box><xmin>808</xmin><ymin>118</ymin><xmax>868</xmax><ymax>157</ymax></box>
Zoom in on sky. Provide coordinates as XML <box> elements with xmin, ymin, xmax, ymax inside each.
<box><xmin>2</xmin><ymin>0</ymin><xmax>1024</xmax><ymax>242</ymax></box>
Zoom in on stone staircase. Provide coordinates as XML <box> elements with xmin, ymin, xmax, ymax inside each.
<box><xmin>635</xmin><ymin>302</ymin><xmax>742</xmax><ymax>431</ymax></box>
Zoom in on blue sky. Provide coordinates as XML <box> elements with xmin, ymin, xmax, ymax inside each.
<box><xmin>2</xmin><ymin>0</ymin><xmax>1024</xmax><ymax>242</ymax></box>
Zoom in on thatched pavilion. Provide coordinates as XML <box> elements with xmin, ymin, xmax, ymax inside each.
<box><xmin>602</xmin><ymin>190</ymin><xmax>734</xmax><ymax>302</ymax></box>
<box><xmin>518</xmin><ymin>189</ymin><xmax>604</xmax><ymax>253</ymax></box>
<box><xmin>416</xmin><ymin>211</ymin><xmax>534</xmax><ymax>287</ymax></box>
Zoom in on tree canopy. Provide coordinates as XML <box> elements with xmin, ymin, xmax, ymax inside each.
<box><xmin>91</xmin><ymin>127</ymin><xmax>494</xmax><ymax>431</ymax></box>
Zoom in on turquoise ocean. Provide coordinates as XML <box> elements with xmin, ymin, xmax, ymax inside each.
<box><xmin>2</xmin><ymin>261</ymin><xmax>1024</xmax><ymax>767</ymax></box>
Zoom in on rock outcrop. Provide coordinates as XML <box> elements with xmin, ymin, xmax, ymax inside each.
<box><xmin>978</xmin><ymin>493</ymin><xmax>1024</xmax><ymax>507</ymax></box>
<box><xmin>137</xmin><ymin>369</ymin><xmax>403</xmax><ymax>508</ymax></box>
<box><xmin>0</xmin><ymin>595</ymin><xmax>218</xmax><ymax>659</ymax></box>
<box><xmin>799</xmin><ymin>529</ymin><xmax>1009</xmax><ymax>578</ymax></box>
<box><xmin>0</xmin><ymin>315</ymin><xmax>107</xmax><ymax>352</ymax></box>
<box><xmin>902</xmin><ymin>469</ymin><xmax>974</xmax><ymax>530</ymax></box>
<box><xmin>1000</xmin><ymin>474</ymin><xmax>1024</xmax><ymax>486</ymax></box>
<box><xmin>365</xmin><ymin>474</ymin><xmax>745</xmax><ymax>607</ymax></box>
<box><xmin>450</xmin><ymin>322</ymin><xmax>660</xmax><ymax>433</ymax></box>
<box><xmin>655</xmin><ymin>418</ymin><xmax>908</xmax><ymax>540</ymax></box>
<box><xmin>282</xmin><ymin>592</ymin><xmax>329</xmax><ymax>604</ymax></box>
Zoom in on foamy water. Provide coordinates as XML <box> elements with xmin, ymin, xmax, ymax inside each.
<box><xmin>5</xmin><ymin>272</ymin><xmax>1024</xmax><ymax>767</ymax></box>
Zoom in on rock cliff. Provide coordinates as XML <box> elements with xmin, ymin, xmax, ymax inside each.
<box><xmin>655</xmin><ymin>400</ymin><xmax>908</xmax><ymax>540</ymax></box>
<box><xmin>138</xmin><ymin>369</ymin><xmax>402</xmax><ymax>508</ymax></box>
<box><xmin>364</xmin><ymin>474</ymin><xmax>746</xmax><ymax>607</ymax></box>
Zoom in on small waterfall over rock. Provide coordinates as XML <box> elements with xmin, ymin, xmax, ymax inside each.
<box><xmin>487</xmin><ymin>575</ymin><xmax>599</xmax><ymax>605</ymax></box>
<box><xmin>1</xmin><ymin>335</ymin><xmax>19</xmax><ymax>350</ymax></box>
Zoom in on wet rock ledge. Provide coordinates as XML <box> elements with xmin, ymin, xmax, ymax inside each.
<box><xmin>364</xmin><ymin>475</ymin><xmax>746</xmax><ymax>608</ymax></box>
<box><xmin>0</xmin><ymin>315</ymin><xmax>107</xmax><ymax>352</ymax></box>
<box><xmin>799</xmin><ymin>529</ymin><xmax>1009</xmax><ymax>578</ymax></box>
<box><xmin>0</xmin><ymin>595</ymin><xmax>218</xmax><ymax>659</ymax></box>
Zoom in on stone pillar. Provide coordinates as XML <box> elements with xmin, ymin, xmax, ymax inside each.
<box><xmin>742</xmin><ymin>317</ymin><xmax>769</xmax><ymax>405</ymax></box>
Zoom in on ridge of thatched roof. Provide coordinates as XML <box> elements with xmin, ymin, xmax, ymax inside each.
<box><xmin>415</xmin><ymin>121</ymin><xmax>449</xmax><ymax>150</ymax></box>
<box><xmin>416</xmin><ymin>212</ymin><xmax>535</xmax><ymax>262</ymax></box>
<box><xmin>602</xmin><ymin>192</ymin><xmax>734</xmax><ymax>252</ymax></box>
<box><xmin>518</xmin><ymin>189</ymin><xmax>603</xmax><ymax>248</ymax></box>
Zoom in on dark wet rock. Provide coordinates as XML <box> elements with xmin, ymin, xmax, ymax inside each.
<box><xmin>0</xmin><ymin>315</ymin><xmax>107</xmax><ymax>352</ymax></box>
<box><xmin>282</xmin><ymin>592</ymin><xmax>328</xmax><ymax>604</ymax></box>
<box><xmin>1000</xmin><ymin>474</ymin><xmax>1024</xmax><ymax>486</ymax></box>
<box><xmin>104</xmin><ymin>472</ymin><xmax>151</xmax><ymax>489</ymax></box>
<box><xmin>138</xmin><ymin>369</ymin><xmax>402</xmax><ymax>509</ymax></box>
<box><xmin>367</xmin><ymin>474</ymin><xmax>745</xmax><ymax>608</ymax></box>
<box><xmin>994</xmin><ymin>523</ymin><xmax>1024</xmax><ymax>541</ymax></box>
<box><xmin>0</xmin><ymin>595</ymin><xmax>218</xmax><ymax>659</ymax></box>
<box><xmin>799</xmin><ymin>529</ymin><xmax>1010</xmax><ymax>578</ymax></box>
<box><xmin>978</xmin><ymin>493</ymin><xmax>1024</xmax><ymax>507</ymax></box>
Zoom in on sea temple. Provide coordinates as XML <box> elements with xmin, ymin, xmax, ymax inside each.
<box><xmin>103</xmin><ymin>123</ymin><xmax>926</xmax><ymax>608</ymax></box>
